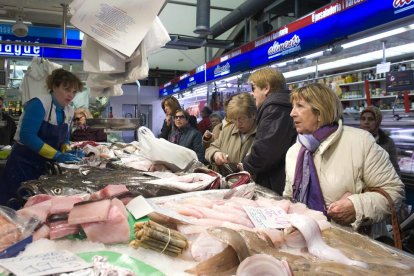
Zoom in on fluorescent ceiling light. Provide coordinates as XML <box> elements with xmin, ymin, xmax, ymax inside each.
<box><xmin>284</xmin><ymin>42</ymin><xmax>414</xmax><ymax>79</ymax></box>
<box><xmin>304</xmin><ymin>51</ymin><xmax>324</xmax><ymax>59</ymax></box>
<box><xmin>284</xmin><ymin>66</ymin><xmax>317</xmax><ymax>78</ymax></box>
<box><xmin>342</xmin><ymin>24</ymin><xmax>414</xmax><ymax>49</ymax></box>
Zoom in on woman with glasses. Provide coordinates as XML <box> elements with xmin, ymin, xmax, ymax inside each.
<box><xmin>205</xmin><ymin>92</ymin><xmax>257</xmax><ymax>176</ymax></box>
<box><xmin>168</xmin><ymin>109</ymin><xmax>205</xmax><ymax>163</ymax></box>
<box><xmin>71</xmin><ymin>108</ymin><xmax>107</xmax><ymax>142</ymax></box>
<box><xmin>0</xmin><ymin>68</ymin><xmax>83</xmax><ymax>207</ymax></box>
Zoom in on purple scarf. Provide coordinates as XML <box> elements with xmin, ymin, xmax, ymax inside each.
<box><xmin>293</xmin><ymin>124</ymin><xmax>338</xmax><ymax>216</ymax></box>
<box><xmin>170</xmin><ymin>128</ymin><xmax>183</xmax><ymax>144</ymax></box>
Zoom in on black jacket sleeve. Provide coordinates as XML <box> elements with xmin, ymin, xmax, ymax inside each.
<box><xmin>159</xmin><ymin>119</ymin><xmax>171</xmax><ymax>139</ymax></box>
<box><xmin>243</xmin><ymin>104</ymin><xmax>296</xmax><ymax>174</ymax></box>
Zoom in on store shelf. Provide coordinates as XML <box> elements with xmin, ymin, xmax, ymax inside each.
<box><xmin>371</xmin><ymin>95</ymin><xmax>397</xmax><ymax>99</ymax></box>
<box><xmin>341</xmin><ymin>97</ymin><xmax>366</xmax><ymax>101</ymax></box>
<box><xmin>338</xmin><ymin>78</ymin><xmax>386</xmax><ymax>87</ymax></box>
<box><xmin>371</xmin><ymin>78</ymin><xmax>386</xmax><ymax>82</ymax></box>
<box><xmin>339</xmin><ymin>81</ymin><xmax>365</xmax><ymax>86</ymax></box>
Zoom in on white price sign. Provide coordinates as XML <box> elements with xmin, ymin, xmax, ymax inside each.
<box><xmin>376</xmin><ymin>62</ymin><xmax>391</xmax><ymax>75</ymax></box>
<box><xmin>243</xmin><ymin>206</ymin><xmax>290</xmax><ymax>229</ymax></box>
<box><xmin>0</xmin><ymin>251</ymin><xmax>91</xmax><ymax>276</ymax></box>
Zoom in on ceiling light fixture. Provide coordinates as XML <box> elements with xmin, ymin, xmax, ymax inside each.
<box><xmin>12</xmin><ymin>15</ymin><xmax>28</xmax><ymax>37</ymax></box>
<box><xmin>283</xmin><ymin>42</ymin><xmax>414</xmax><ymax>79</ymax></box>
<box><xmin>342</xmin><ymin>24</ymin><xmax>414</xmax><ymax>49</ymax></box>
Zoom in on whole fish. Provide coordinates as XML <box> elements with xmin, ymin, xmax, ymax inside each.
<box><xmin>206</xmin><ymin>227</ymin><xmax>251</xmax><ymax>262</ymax></box>
<box><xmin>17</xmin><ymin>166</ymin><xmax>183</xmax><ymax>201</ymax></box>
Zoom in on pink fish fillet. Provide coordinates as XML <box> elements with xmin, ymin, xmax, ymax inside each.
<box><xmin>24</xmin><ymin>194</ymin><xmax>53</xmax><ymax>208</ymax></box>
<box><xmin>81</xmin><ymin>198</ymin><xmax>130</xmax><ymax>244</ymax></box>
<box><xmin>163</xmin><ymin>202</ymin><xmax>204</xmax><ymax>218</ymax></box>
<box><xmin>68</xmin><ymin>199</ymin><xmax>111</xmax><ymax>225</ymax></box>
<box><xmin>17</xmin><ymin>199</ymin><xmax>52</xmax><ymax>223</ymax></box>
<box><xmin>289</xmin><ymin>214</ymin><xmax>368</xmax><ymax>268</ymax></box>
<box><xmin>90</xmin><ymin>184</ymin><xmax>129</xmax><ymax>200</ymax></box>
<box><xmin>50</xmin><ymin>195</ymin><xmax>86</xmax><ymax>215</ymax></box>
<box><xmin>192</xmin><ymin>206</ymin><xmax>254</xmax><ymax>228</ymax></box>
<box><xmin>48</xmin><ymin>220</ymin><xmax>80</xmax><ymax>240</ymax></box>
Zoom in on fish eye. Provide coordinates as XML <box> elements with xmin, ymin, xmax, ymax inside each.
<box><xmin>53</xmin><ymin>187</ymin><xmax>62</xmax><ymax>194</ymax></box>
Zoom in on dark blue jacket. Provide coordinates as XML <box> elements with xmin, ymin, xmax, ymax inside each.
<box><xmin>169</xmin><ymin>125</ymin><xmax>205</xmax><ymax>163</ymax></box>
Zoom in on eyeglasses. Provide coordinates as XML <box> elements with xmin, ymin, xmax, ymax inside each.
<box><xmin>233</xmin><ymin>116</ymin><xmax>251</xmax><ymax>123</ymax></box>
<box><xmin>74</xmin><ymin>116</ymin><xmax>84</xmax><ymax>121</ymax></box>
<box><xmin>175</xmin><ymin>115</ymin><xmax>186</xmax><ymax>120</ymax></box>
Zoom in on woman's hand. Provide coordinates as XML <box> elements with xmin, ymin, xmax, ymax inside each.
<box><xmin>327</xmin><ymin>196</ymin><xmax>356</xmax><ymax>225</ymax></box>
<box><xmin>213</xmin><ymin>151</ymin><xmax>228</xmax><ymax>166</ymax></box>
<box><xmin>203</xmin><ymin>130</ymin><xmax>213</xmax><ymax>140</ymax></box>
<box><xmin>166</xmin><ymin>115</ymin><xmax>172</xmax><ymax>126</ymax></box>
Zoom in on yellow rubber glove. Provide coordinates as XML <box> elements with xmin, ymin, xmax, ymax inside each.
<box><xmin>61</xmin><ymin>144</ymin><xmax>71</xmax><ymax>153</ymax></box>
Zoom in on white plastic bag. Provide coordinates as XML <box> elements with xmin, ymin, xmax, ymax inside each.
<box><xmin>138</xmin><ymin>126</ymin><xmax>197</xmax><ymax>172</ymax></box>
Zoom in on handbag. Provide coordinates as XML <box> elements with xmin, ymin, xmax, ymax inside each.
<box><xmin>362</xmin><ymin>187</ymin><xmax>402</xmax><ymax>250</ymax></box>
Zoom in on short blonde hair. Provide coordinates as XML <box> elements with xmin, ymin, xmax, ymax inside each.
<box><xmin>75</xmin><ymin>107</ymin><xmax>93</xmax><ymax>119</ymax></box>
<box><xmin>226</xmin><ymin>92</ymin><xmax>256</xmax><ymax>120</ymax></box>
<box><xmin>249</xmin><ymin>67</ymin><xmax>286</xmax><ymax>93</ymax></box>
<box><xmin>290</xmin><ymin>83</ymin><xmax>342</xmax><ymax>125</ymax></box>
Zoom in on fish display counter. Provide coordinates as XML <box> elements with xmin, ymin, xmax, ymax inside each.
<box><xmin>1</xmin><ymin>184</ymin><xmax>414</xmax><ymax>275</ymax></box>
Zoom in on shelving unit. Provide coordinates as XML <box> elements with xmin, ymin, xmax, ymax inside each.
<box><xmin>286</xmin><ymin>60</ymin><xmax>414</xmax><ymax>115</ymax></box>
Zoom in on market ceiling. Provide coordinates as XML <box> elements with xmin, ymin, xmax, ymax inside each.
<box><xmin>0</xmin><ymin>0</ymin><xmax>331</xmax><ymax>71</ymax></box>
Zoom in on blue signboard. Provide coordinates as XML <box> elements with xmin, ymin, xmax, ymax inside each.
<box><xmin>159</xmin><ymin>0</ymin><xmax>414</xmax><ymax>96</ymax></box>
<box><xmin>179</xmin><ymin>70</ymin><xmax>205</xmax><ymax>90</ymax></box>
<box><xmin>206</xmin><ymin>52</ymin><xmax>250</xmax><ymax>82</ymax></box>
<box><xmin>160</xmin><ymin>69</ymin><xmax>206</xmax><ymax>97</ymax></box>
<box><xmin>250</xmin><ymin>1</ymin><xmax>414</xmax><ymax>67</ymax></box>
<box><xmin>0</xmin><ymin>24</ymin><xmax>82</xmax><ymax>60</ymax></box>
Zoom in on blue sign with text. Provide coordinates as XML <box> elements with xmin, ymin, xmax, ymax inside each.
<box><xmin>0</xmin><ymin>24</ymin><xmax>82</xmax><ymax>60</ymax></box>
<box><xmin>206</xmin><ymin>52</ymin><xmax>250</xmax><ymax>82</ymax></box>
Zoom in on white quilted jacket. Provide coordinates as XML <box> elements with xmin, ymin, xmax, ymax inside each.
<box><xmin>284</xmin><ymin>120</ymin><xmax>405</xmax><ymax>229</ymax></box>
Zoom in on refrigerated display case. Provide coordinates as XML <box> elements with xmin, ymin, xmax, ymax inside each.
<box><xmin>343</xmin><ymin>114</ymin><xmax>414</xmax><ymax>208</ymax></box>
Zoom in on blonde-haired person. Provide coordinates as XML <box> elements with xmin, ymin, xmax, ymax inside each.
<box><xmin>71</xmin><ymin>108</ymin><xmax>107</xmax><ymax>142</ymax></box>
<box><xmin>159</xmin><ymin>95</ymin><xmax>181</xmax><ymax>139</ymax></box>
<box><xmin>241</xmin><ymin>67</ymin><xmax>297</xmax><ymax>195</ymax></box>
<box><xmin>1</xmin><ymin>68</ymin><xmax>83</xmax><ymax>206</ymax></box>
<box><xmin>284</xmin><ymin>83</ymin><xmax>404</xmax><ymax>238</ymax></box>
<box><xmin>205</xmin><ymin>92</ymin><xmax>257</xmax><ymax>176</ymax></box>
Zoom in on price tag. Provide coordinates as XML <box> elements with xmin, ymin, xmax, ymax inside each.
<box><xmin>376</xmin><ymin>62</ymin><xmax>391</xmax><ymax>75</ymax></box>
<box><xmin>243</xmin><ymin>206</ymin><xmax>290</xmax><ymax>229</ymax></box>
<box><xmin>0</xmin><ymin>250</ymin><xmax>91</xmax><ymax>276</ymax></box>
<box><xmin>127</xmin><ymin>195</ymin><xmax>191</xmax><ymax>224</ymax></box>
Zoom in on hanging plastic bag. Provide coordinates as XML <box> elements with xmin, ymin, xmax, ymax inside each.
<box><xmin>138</xmin><ymin>126</ymin><xmax>197</xmax><ymax>172</ymax></box>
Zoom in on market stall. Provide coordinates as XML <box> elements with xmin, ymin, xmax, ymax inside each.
<box><xmin>1</xmin><ymin>183</ymin><xmax>414</xmax><ymax>276</ymax></box>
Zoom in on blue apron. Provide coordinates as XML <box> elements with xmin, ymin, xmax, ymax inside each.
<box><xmin>0</xmin><ymin>100</ymin><xmax>69</xmax><ymax>206</ymax></box>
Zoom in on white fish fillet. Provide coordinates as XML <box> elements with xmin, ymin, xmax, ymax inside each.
<box><xmin>146</xmin><ymin>173</ymin><xmax>216</xmax><ymax>192</ymax></box>
<box><xmin>289</xmin><ymin>214</ymin><xmax>368</xmax><ymax>268</ymax></box>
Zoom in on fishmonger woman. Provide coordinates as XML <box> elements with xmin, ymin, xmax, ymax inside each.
<box><xmin>0</xmin><ymin>68</ymin><xmax>83</xmax><ymax>206</ymax></box>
